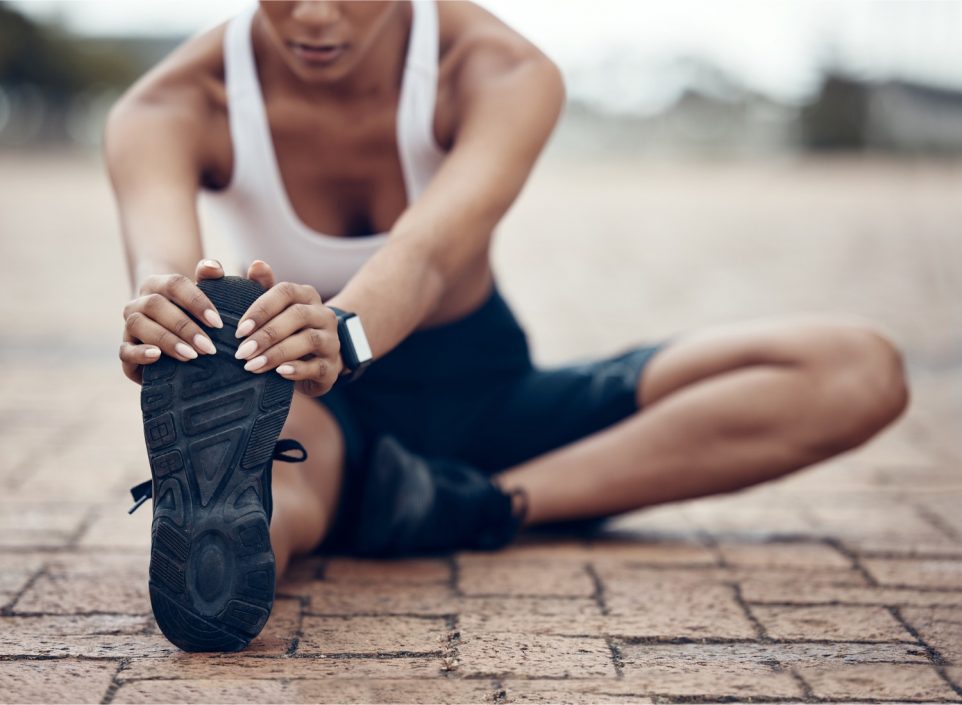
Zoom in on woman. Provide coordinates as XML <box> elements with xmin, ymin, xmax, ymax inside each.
<box><xmin>106</xmin><ymin>1</ymin><xmax>908</xmax><ymax>652</ymax></box>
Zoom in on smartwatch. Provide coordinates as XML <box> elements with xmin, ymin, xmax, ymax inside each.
<box><xmin>327</xmin><ymin>307</ymin><xmax>373</xmax><ymax>383</ymax></box>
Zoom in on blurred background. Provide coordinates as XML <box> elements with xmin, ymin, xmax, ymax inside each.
<box><xmin>0</xmin><ymin>0</ymin><xmax>959</xmax><ymax>468</ymax></box>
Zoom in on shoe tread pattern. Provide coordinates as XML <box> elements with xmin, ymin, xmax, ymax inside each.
<box><xmin>141</xmin><ymin>277</ymin><xmax>293</xmax><ymax>652</ymax></box>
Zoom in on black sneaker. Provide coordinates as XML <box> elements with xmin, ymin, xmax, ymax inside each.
<box><xmin>132</xmin><ymin>276</ymin><xmax>302</xmax><ymax>652</ymax></box>
<box><xmin>354</xmin><ymin>435</ymin><xmax>526</xmax><ymax>557</ymax></box>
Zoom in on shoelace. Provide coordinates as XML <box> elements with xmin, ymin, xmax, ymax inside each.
<box><xmin>127</xmin><ymin>438</ymin><xmax>308</xmax><ymax>514</ymax></box>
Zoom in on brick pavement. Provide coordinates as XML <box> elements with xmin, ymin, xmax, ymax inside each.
<box><xmin>1</xmin><ymin>152</ymin><xmax>961</xmax><ymax>703</ymax></box>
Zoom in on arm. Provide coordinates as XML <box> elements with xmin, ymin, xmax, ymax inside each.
<box><xmin>105</xmin><ymin>84</ymin><xmax>227</xmax><ymax>381</ymax></box>
<box><xmin>328</xmin><ymin>43</ymin><xmax>565</xmax><ymax>357</ymax></box>
<box><xmin>232</xmin><ymin>38</ymin><xmax>565</xmax><ymax>389</ymax></box>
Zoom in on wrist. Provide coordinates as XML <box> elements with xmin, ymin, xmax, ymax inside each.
<box><xmin>327</xmin><ymin>305</ymin><xmax>374</xmax><ymax>383</ymax></box>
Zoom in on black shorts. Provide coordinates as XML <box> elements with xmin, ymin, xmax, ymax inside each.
<box><xmin>316</xmin><ymin>285</ymin><xmax>666</xmax><ymax>550</ymax></box>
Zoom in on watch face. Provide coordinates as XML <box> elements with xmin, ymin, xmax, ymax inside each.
<box><xmin>345</xmin><ymin>315</ymin><xmax>373</xmax><ymax>364</ymax></box>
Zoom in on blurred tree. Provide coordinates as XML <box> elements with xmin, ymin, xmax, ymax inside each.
<box><xmin>0</xmin><ymin>3</ymin><xmax>139</xmax><ymax>97</ymax></box>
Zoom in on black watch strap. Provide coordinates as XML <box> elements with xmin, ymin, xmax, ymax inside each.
<box><xmin>328</xmin><ymin>306</ymin><xmax>372</xmax><ymax>383</ymax></box>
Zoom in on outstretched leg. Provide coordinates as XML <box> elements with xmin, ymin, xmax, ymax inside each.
<box><xmin>495</xmin><ymin>316</ymin><xmax>909</xmax><ymax>525</ymax></box>
<box><xmin>268</xmin><ymin>392</ymin><xmax>345</xmax><ymax>576</ymax></box>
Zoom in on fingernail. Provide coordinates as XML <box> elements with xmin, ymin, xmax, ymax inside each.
<box><xmin>203</xmin><ymin>309</ymin><xmax>223</xmax><ymax>328</ymax></box>
<box><xmin>194</xmin><ymin>334</ymin><xmax>217</xmax><ymax>355</ymax></box>
<box><xmin>244</xmin><ymin>355</ymin><xmax>267</xmax><ymax>372</ymax></box>
<box><xmin>202</xmin><ymin>259</ymin><xmax>221</xmax><ymax>269</ymax></box>
<box><xmin>175</xmin><ymin>342</ymin><xmax>198</xmax><ymax>360</ymax></box>
<box><xmin>144</xmin><ymin>347</ymin><xmax>161</xmax><ymax>359</ymax></box>
<box><xmin>276</xmin><ymin>364</ymin><xmax>295</xmax><ymax>375</ymax></box>
<box><xmin>235</xmin><ymin>339</ymin><xmax>258</xmax><ymax>359</ymax></box>
<box><xmin>235</xmin><ymin>319</ymin><xmax>255</xmax><ymax>338</ymax></box>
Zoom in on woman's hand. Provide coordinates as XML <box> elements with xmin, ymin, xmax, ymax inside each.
<box><xmin>235</xmin><ymin>260</ymin><xmax>342</xmax><ymax>397</ymax></box>
<box><xmin>119</xmin><ymin>259</ymin><xmax>225</xmax><ymax>383</ymax></box>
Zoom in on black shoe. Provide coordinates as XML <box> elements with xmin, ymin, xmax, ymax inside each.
<box><xmin>354</xmin><ymin>436</ymin><xmax>526</xmax><ymax>557</ymax></box>
<box><xmin>132</xmin><ymin>276</ymin><xmax>303</xmax><ymax>652</ymax></box>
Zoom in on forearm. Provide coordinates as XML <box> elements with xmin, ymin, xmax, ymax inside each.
<box><xmin>325</xmin><ymin>235</ymin><xmax>446</xmax><ymax>360</ymax></box>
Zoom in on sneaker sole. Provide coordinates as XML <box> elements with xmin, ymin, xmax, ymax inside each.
<box><xmin>140</xmin><ymin>276</ymin><xmax>294</xmax><ymax>652</ymax></box>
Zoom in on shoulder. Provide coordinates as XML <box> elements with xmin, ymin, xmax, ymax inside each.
<box><xmin>435</xmin><ymin>2</ymin><xmax>564</xmax><ymax>142</ymax></box>
<box><xmin>105</xmin><ymin>23</ymin><xmax>229</xmax><ymax>155</ymax></box>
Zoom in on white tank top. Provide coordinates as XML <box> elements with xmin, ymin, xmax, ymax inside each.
<box><xmin>203</xmin><ymin>1</ymin><xmax>446</xmax><ymax>300</ymax></box>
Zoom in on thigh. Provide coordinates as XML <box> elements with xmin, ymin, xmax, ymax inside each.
<box><xmin>459</xmin><ymin>344</ymin><xmax>666</xmax><ymax>472</ymax></box>
<box><xmin>639</xmin><ymin>313</ymin><xmax>872</xmax><ymax>406</ymax></box>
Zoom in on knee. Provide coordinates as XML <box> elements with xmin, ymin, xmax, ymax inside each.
<box><xmin>799</xmin><ymin>321</ymin><xmax>909</xmax><ymax>454</ymax></box>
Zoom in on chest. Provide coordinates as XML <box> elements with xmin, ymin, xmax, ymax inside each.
<box><xmin>208</xmin><ymin>82</ymin><xmax>452</xmax><ymax>239</ymax></box>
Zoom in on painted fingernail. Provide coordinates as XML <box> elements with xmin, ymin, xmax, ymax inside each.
<box><xmin>144</xmin><ymin>347</ymin><xmax>161</xmax><ymax>359</ymax></box>
<box><xmin>276</xmin><ymin>364</ymin><xmax>295</xmax><ymax>375</ymax></box>
<box><xmin>235</xmin><ymin>339</ymin><xmax>258</xmax><ymax>359</ymax></box>
<box><xmin>203</xmin><ymin>309</ymin><xmax>223</xmax><ymax>328</ymax></box>
<box><xmin>244</xmin><ymin>355</ymin><xmax>267</xmax><ymax>372</ymax></box>
<box><xmin>235</xmin><ymin>319</ymin><xmax>255</xmax><ymax>338</ymax></box>
<box><xmin>175</xmin><ymin>342</ymin><xmax>198</xmax><ymax>360</ymax></box>
<box><xmin>194</xmin><ymin>334</ymin><xmax>217</xmax><ymax>355</ymax></box>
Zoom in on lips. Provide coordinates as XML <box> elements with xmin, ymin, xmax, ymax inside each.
<box><xmin>288</xmin><ymin>40</ymin><xmax>347</xmax><ymax>66</ymax></box>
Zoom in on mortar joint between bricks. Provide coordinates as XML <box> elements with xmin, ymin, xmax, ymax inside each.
<box><xmin>822</xmin><ymin>536</ymin><xmax>878</xmax><ymax>585</ymax></box>
<box><xmin>99</xmin><ymin>657</ymin><xmax>129</xmax><ymax>705</ymax></box>
<box><xmin>730</xmin><ymin>581</ymin><xmax>770</xmax><ymax>641</ymax></box>
<box><xmin>2</xmin><ymin>563</ymin><xmax>48</xmax><ymax>615</ymax></box>
<box><xmin>914</xmin><ymin>501</ymin><xmax>962</xmax><ymax>542</ymax></box>
<box><xmin>585</xmin><ymin>562</ymin><xmax>610</xmax><ymax>615</ymax></box>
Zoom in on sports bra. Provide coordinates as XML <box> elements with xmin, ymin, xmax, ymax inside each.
<box><xmin>202</xmin><ymin>1</ymin><xmax>446</xmax><ymax>300</ymax></box>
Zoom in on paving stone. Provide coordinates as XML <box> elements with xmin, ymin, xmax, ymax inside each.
<box><xmin>113</xmin><ymin>678</ymin><xmax>498</xmax><ymax>704</ymax></box>
<box><xmin>304</xmin><ymin>582</ymin><xmax>457</xmax><ymax>616</ymax></box>
<box><xmin>809</xmin><ymin>504</ymin><xmax>951</xmax><ymax>547</ymax></box>
<box><xmin>717</xmin><ymin>541</ymin><xmax>852</xmax><ymax>569</ymax></box>
<box><xmin>322</xmin><ymin>558</ymin><xmax>450</xmax><ymax>585</ymax></box>
<box><xmin>458</xmin><ymin>558</ymin><xmax>594</xmax><ymax>597</ymax></box>
<box><xmin>0</xmin><ymin>553</ymin><xmax>45</xmax><ymax>607</ymax></box>
<box><xmin>597</xmin><ymin>567</ymin><xmax>756</xmax><ymax>639</ymax></box>
<box><xmin>458</xmin><ymin>632</ymin><xmax>615</xmax><ymax>678</ymax></box>
<box><xmin>863</xmin><ymin>557</ymin><xmax>962</xmax><ymax>589</ymax></box>
<box><xmin>619</xmin><ymin>643</ymin><xmax>801</xmax><ymax>699</ymax></box>
<box><xmin>78</xmin><ymin>507</ymin><xmax>151</xmax><ymax>549</ymax></box>
<box><xmin>751</xmin><ymin>605</ymin><xmax>912</xmax><ymax>641</ymax></box>
<box><xmin>0</xmin><ymin>658</ymin><xmax>117</xmax><ymax>704</ymax></box>
<box><xmin>14</xmin><ymin>554</ymin><xmax>149</xmax><ymax>614</ymax></box>
<box><xmin>245</xmin><ymin>597</ymin><xmax>301</xmax><ymax>655</ymax></box>
<box><xmin>798</xmin><ymin>663</ymin><xmax>956</xmax><ymax>700</ymax></box>
<box><xmin>298</xmin><ymin>615</ymin><xmax>447</xmax><ymax>655</ymax></box>
<box><xmin>119</xmin><ymin>655</ymin><xmax>445</xmax><ymax>681</ymax></box>
<box><xmin>588</xmin><ymin>539</ymin><xmax>717</xmax><ymax>566</ymax></box>
<box><xmin>0</xmin><ymin>614</ymin><xmax>173</xmax><ymax>658</ymax></box>
<box><xmin>619</xmin><ymin>641</ymin><xmax>930</xmax><ymax>668</ymax></box>
<box><xmin>458</xmin><ymin>596</ymin><xmax>603</xmax><ymax>637</ymax></box>
<box><xmin>503</xmin><ymin>679</ymin><xmax>655</xmax><ymax>704</ymax></box>
<box><xmin>741</xmin><ymin>579</ymin><xmax>962</xmax><ymax>607</ymax></box>
<box><xmin>0</xmin><ymin>502</ymin><xmax>89</xmax><ymax>548</ymax></box>
<box><xmin>901</xmin><ymin>607</ymin><xmax>962</xmax><ymax>664</ymax></box>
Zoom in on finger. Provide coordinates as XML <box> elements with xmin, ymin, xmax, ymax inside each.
<box><xmin>194</xmin><ymin>258</ymin><xmax>226</xmax><ymax>293</ymax></box>
<box><xmin>128</xmin><ymin>294</ymin><xmax>216</xmax><ymax>355</ymax></box>
<box><xmin>246</xmin><ymin>259</ymin><xmax>275</xmax><ymax>291</ymax></box>
<box><xmin>236</xmin><ymin>280</ymin><xmax>320</xmax><ymax>339</ymax></box>
<box><xmin>243</xmin><ymin>328</ymin><xmax>338</xmax><ymax>374</ymax></box>
<box><xmin>162</xmin><ymin>273</ymin><xmax>223</xmax><ymax>330</ymax></box>
<box><xmin>119</xmin><ymin>341</ymin><xmax>161</xmax><ymax>384</ymax></box>
<box><xmin>275</xmin><ymin>358</ymin><xmax>339</xmax><ymax>397</ymax></box>
<box><xmin>233</xmin><ymin>303</ymin><xmax>328</xmax><ymax>360</ymax></box>
<box><xmin>125</xmin><ymin>311</ymin><xmax>200</xmax><ymax>362</ymax></box>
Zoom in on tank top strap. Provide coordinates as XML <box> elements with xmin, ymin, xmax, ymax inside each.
<box><xmin>397</xmin><ymin>0</ymin><xmax>446</xmax><ymax>202</ymax></box>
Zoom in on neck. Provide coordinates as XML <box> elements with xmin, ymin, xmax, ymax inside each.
<box><xmin>251</xmin><ymin>3</ymin><xmax>411</xmax><ymax>102</ymax></box>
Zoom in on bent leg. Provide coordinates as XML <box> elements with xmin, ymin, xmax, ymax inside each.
<box><xmin>495</xmin><ymin>316</ymin><xmax>909</xmax><ymax>525</ymax></box>
<box><xmin>269</xmin><ymin>392</ymin><xmax>345</xmax><ymax>577</ymax></box>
